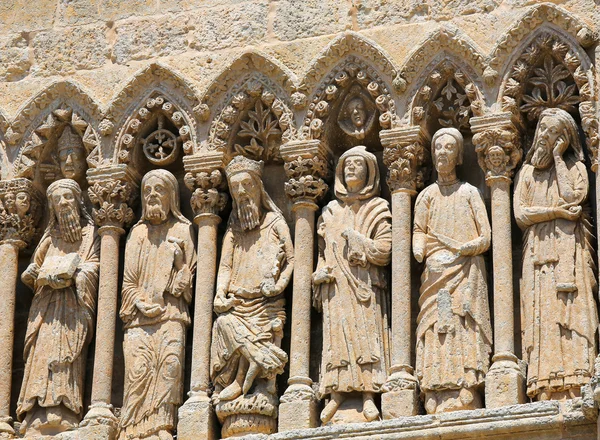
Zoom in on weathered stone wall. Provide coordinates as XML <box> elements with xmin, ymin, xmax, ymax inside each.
<box><xmin>0</xmin><ymin>1</ymin><xmax>599</xmax><ymax>439</ymax></box>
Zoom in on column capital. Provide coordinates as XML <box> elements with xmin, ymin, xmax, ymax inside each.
<box><xmin>281</xmin><ymin>140</ymin><xmax>330</xmax><ymax>206</ymax></box>
<box><xmin>471</xmin><ymin>112</ymin><xmax>523</xmax><ymax>185</ymax></box>
<box><xmin>185</xmin><ymin>169</ymin><xmax>228</xmax><ymax>219</ymax></box>
<box><xmin>0</xmin><ymin>177</ymin><xmax>43</xmax><ymax>246</ymax></box>
<box><xmin>380</xmin><ymin>125</ymin><xmax>429</xmax><ymax>193</ymax></box>
<box><xmin>88</xmin><ymin>178</ymin><xmax>136</xmax><ymax>230</ymax></box>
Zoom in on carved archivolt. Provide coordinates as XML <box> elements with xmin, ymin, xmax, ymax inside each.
<box><xmin>113</xmin><ymin>91</ymin><xmax>197</xmax><ymax>166</ymax></box>
<box><xmin>203</xmin><ymin>75</ymin><xmax>295</xmax><ymax>162</ymax></box>
<box><xmin>499</xmin><ymin>31</ymin><xmax>598</xmax><ymax>163</ymax></box>
<box><xmin>13</xmin><ymin>104</ymin><xmax>101</xmax><ymax>182</ymax></box>
<box><xmin>300</xmin><ymin>56</ymin><xmax>398</xmax><ymax>141</ymax></box>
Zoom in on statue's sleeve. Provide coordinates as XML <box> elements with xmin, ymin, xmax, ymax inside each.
<box><xmin>171</xmin><ymin>224</ymin><xmax>197</xmax><ymax>304</ymax></box>
<box><xmin>120</xmin><ymin>229</ymin><xmax>143</xmax><ymax>323</ymax></box>
<box><xmin>569</xmin><ymin>161</ymin><xmax>588</xmax><ymax>205</ymax></box>
<box><xmin>464</xmin><ymin>187</ymin><xmax>491</xmax><ymax>255</ymax></box>
<box><xmin>274</xmin><ymin>219</ymin><xmax>294</xmax><ymax>290</ymax></box>
<box><xmin>216</xmin><ymin>228</ymin><xmax>234</xmax><ymax>295</ymax></box>
<box><xmin>314</xmin><ymin>214</ymin><xmax>327</xmax><ymax>272</ymax></box>
<box><xmin>21</xmin><ymin>234</ymin><xmax>52</xmax><ymax>290</ymax></box>
<box><xmin>74</xmin><ymin>230</ymin><xmax>101</xmax><ymax>317</ymax></box>
<box><xmin>364</xmin><ymin>217</ymin><xmax>392</xmax><ymax>267</ymax></box>
<box><xmin>412</xmin><ymin>190</ymin><xmax>429</xmax><ymax>259</ymax></box>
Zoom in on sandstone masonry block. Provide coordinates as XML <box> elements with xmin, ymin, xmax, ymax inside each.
<box><xmin>189</xmin><ymin>2</ymin><xmax>268</xmax><ymax>51</ymax></box>
<box><xmin>32</xmin><ymin>25</ymin><xmax>110</xmax><ymax>76</ymax></box>
<box><xmin>56</xmin><ymin>0</ymin><xmax>157</xmax><ymax>27</ymax></box>
<box><xmin>112</xmin><ymin>15</ymin><xmax>190</xmax><ymax>64</ymax></box>
<box><xmin>0</xmin><ymin>34</ymin><xmax>30</xmax><ymax>82</ymax></box>
<box><xmin>0</xmin><ymin>0</ymin><xmax>56</xmax><ymax>33</ymax></box>
<box><xmin>273</xmin><ymin>0</ymin><xmax>351</xmax><ymax>41</ymax></box>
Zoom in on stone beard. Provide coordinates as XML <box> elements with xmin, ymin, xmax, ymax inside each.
<box><xmin>313</xmin><ymin>146</ymin><xmax>392</xmax><ymax>424</ymax></box>
<box><xmin>413</xmin><ymin>128</ymin><xmax>492</xmax><ymax>414</ymax></box>
<box><xmin>18</xmin><ymin>178</ymin><xmax>100</xmax><ymax>437</ymax></box>
<box><xmin>210</xmin><ymin>156</ymin><xmax>294</xmax><ymax>438</ymax></box>
<box><xmin>514</xmin><ymin>108</ymin><xmax>598</xmax><ymax>401</ymax></box>
<box><xmin>118</xmin><ymin>169</ymin><xmax>196</xmax><ymax>440</ymax></box>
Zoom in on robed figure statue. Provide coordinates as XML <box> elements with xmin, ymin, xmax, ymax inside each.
<box><xmin>313</xmin><ymin>146</ymin><xmax>392</xmax><ymax>424</ymax></box>
<box><xmin>514</xmin><ymin>108</ymin><xmax>598</xmax><ymax>401</ymax></box>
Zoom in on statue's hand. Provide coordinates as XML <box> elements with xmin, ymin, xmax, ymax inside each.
<box><xmin>47</xmin><ymin>274</ymin><xmax>72</xmax><ymax>290</ymax></box>
<box><xmin>214</xmin><ymin>292</ymin><xmax>242</xmax><ymax>313</ymax></box>
<box><xmin>553</xmin><ymin>136</ymin><xmax>568</xmax><ymax>159</ymax></box>
<box><xmin>135</xmin><ymin>300</ymin><xmax>165</xmax><ymax>318</ymax></box>
<box><xmin>557</xmin><ymin>205</ymin><xmax>581</xmax><ymax>221</ymax></box>
<box><xmin>260</xmin><ymin>277</ymin><xmax>282</xmax><ymax>297</ymax></box>
<box><xmin>313</xmin><ymin>267</ymin><xmax>334</xmax><ymax>285</ymax></box>
<box><xmin>167</xmin><ymin>239</ymin><xmax>185</xmax><ymax>271</ymax></box>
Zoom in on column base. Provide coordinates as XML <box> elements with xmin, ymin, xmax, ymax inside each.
<box><xmin>279</xmin><ymin>377</ymin><xmax>319</xmax><ymax>431</ymax></box>
<box><xmin>177</xmin><ymin>392</ymin><xmax>217</xmax><ymax>440</ymax></box>
<box><xmin>0</xmin><ymin>416</ymin><xmax>14</xmax><ymax>439</ymax></box>
<box><xmin>382</xmin><ymin>368</ymin><xmax>419</xmax><ymax>418</ymax></box>
<box><xmin>485</xmin><ymin>352</ymin><xmax>526</xmax><ymax>408</ymax></box>
<box><xmin>79</xmin><ymin>403</ymin><xmax>117</xmax><ymax>440</ymax></box>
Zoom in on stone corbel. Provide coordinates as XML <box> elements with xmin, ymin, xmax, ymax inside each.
<box><xmin>379</xmin><ymin>125</ymin><xmax>429</xmax><ymax>418</ymax></box>
<box><xmin>0</xmin><ymin>178</ymin><xmax>42</xmax><ymax>437</ymax></box>
<box><xmin>178</xmin><ymin>151</ymin><xmax>227</xmax><ymax>440</ymax></box>
<box><xmin>82</xmin><ymin>166</ymin><xmax>137</xmax><ymax>434</ymax></box>
<box><xmin>471</xmin><ymin>112</ymin><xmax>526</xmax><ymax>408</ymax></box>
<box><xmin>278</xmin><ymin>139</ymin><xmax>330</xmax><ymax>432</ymax></box>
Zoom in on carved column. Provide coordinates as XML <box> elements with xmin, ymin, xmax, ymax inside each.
<box><xmin>471</xmin><ymin>113</ymin><xmax>526</xmax><ymax>408</ymax></box>
<box><xmin>0</xmin><ymin>178</ymin><xmax>41</xmax><ymax>437</ymax></box>
<box><xmin>279</xmin><ymin>139</ymin><xmax>329</xmax><ymax>432</ymax></box>
<box><xmin>82</xmin><ymin>166</ymin><xmax>136</xmax><ymax>431</ymax></box>
<box><xmin>178</xmin><ymin>153</ymin><xmax>226</xmax><ymax>440</ymax></box>
<box><xmin>379</xmin><ymin>127</ymin><xmax>428</xmax><ymax>418</ymax></box>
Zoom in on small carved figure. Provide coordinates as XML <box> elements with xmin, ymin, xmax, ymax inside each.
<box><xmin>514</xmin><ymin>108</ymin><xmax>598</xmax><ymax>401</ymax></box>
<box><xmin>18</xmin><ymin>179</ymin><xmax>100</xmax><ymax>437</ymax></box>
<box><xmin>413</xmin><ymin>128</ymin><xmax>492</xmax><ymax>414</ymax></box>
<box><xmin>57</xmin><ymin>126</ymin><xmax>87</xmax><ymax>185</ymax></box>
<box><xmin>210</xmin><ymin>155</ymin><xmax>294</xmax><ymax>437</ymax></box>
<box><xmin>337</xmin><ymin>87</ymin><xmax>377</xmax><ymax>140</ymax></box>
<box><xmin>313</xmin><ymin>146</ymin><xmax>391</xmax><ymax>424</ymax></box>
<box><xmin>119</xmin><ymin>170</ymin><xmax>196</xmax><ymax>440</ymax></box>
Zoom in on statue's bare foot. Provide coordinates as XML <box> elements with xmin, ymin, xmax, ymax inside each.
<box><xmin>320</xmin><ymin>392</ymin><xmax>344</xmax><ymax>424</ymax></box>
<box><xmin>424</xmin><ymin>392</ymin><xmax>437</xmax><ymax>414</ymax></box>
<box><xmin>242</xmin><ymin>361</ymin><xmax>260</xmax><ymax>395</ymax></box>
<box><xmin>158</xmin><ymin>429</ymin><xmax>173</xmax><ymax>440</ymax></box>
<box><xmin>46</xmin><ymin>407</ymin><xmax>62</xmax><ymax>426</ymax></box>
<box><xmin>219</xmin><ymin>381</ymin><xmax>243</xmax><ymax>401</ymax></box>
<box><xmin>362</xmin><ymin>394</ymin><xmax>379</xmax><ymax>422</ymax></box>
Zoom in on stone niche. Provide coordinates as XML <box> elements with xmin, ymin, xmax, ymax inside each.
<box><xmin>0</xmin><ymin>1</ymin><xmax>599</xmax><ymax>440</ymax></box>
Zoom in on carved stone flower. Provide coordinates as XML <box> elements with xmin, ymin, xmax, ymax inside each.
<box><xmin>99</xmin><ymin>119</ymin><xmax>114</xmax><ymax>136</ymax></box>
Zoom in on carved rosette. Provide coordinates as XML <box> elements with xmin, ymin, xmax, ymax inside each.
<box><xmin>471</xmin><ymin>113</ymin><xmax>523</xmax><ymax>183</ymax></box>
<box><xmin>381</xmin><ymin>127</ymin><xmax>429</xmax><ymax>193</ymax></box>
<box><xmin>0</xmin><ymin>178</ymin><xmax>42</xmax><ymax>246</ymax></box>
<box><xmin>185</xmin><ymin>170</ymin><xmax>228</xmax><ymax>217</ymax></box>
<box><xmin>88</xmin><ymin>180</ymin><xmax>135</xmax><ymax>231</ymax></box>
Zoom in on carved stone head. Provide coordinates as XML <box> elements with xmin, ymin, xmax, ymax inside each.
<box><xmin>140</xmin><ymin>169</ymin><xmax>186</xmax><ymax>226</ymax></box>
<box><xmin>46</xmin><ymin>179</ymin><xmax>87</xmax><ymax>243</ymax></box>
<box><xmin>528</xmin><ymin>108</ymin><xmax>583</xmax><ymax>170</ymax></box>
<box><xmin>431</xmin><ymin>128</ymin><xmax>464</xmax><ymax>174</ymax></box>
<box><xmin>337</xmin><ymin>86</ymin><xmax>377</xmax><ymax>140</ymax></box>
<box><xmin>57</xmin><ymin>126</ymin><xmax>87</xmax><ymax>183</ymax></box>
<box><xmin>334</xmin><ymin>146</ymin><xmax>381</xmax><ymax>202</ymax></box>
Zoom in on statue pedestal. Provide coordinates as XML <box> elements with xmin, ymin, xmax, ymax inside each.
<box><xmin>485</xmin><ymin>353</ymin><xmax>526</xmax><ymax>408</ymax></box>
<box><xmin>177</xmin><ymin>393</ymin><xmax>217</xmax><ymax>440</ymax></box>
<box><xmin>382</xmin><ymin>388</ymin><xmax>419</xmax><ymax>419</ymax></box>
<box><xmin>278</xmin><ymin>380</ymin><xmax>319</xmax><ymax>431</ymax></box>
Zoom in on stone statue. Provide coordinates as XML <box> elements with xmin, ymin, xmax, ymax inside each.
<box><xmin>337</xmin><ymin>86</ymin><xmax>376</xmax><ymax>140</ymax></box>
<box><xmin>17</xmin><ymin>179</ymin><xmax>100</xmax><ymax>437</ymax></box>
<box><xmin>313</xmin><ymin>146</ymin><xmax>391</xmax><ymax>424</ymax></box>
<box><xmin>514</xmin><ymin>108</ymin><xmax>598</xmax><ymax>401</ymax></box>
<box><xmin>118</xmin><ymin>169</ymin><xmax>196</xmax><ymax>440</ymax></box>
<box><xmin>210</xmin><ymin>155</ymin><xmax>294</xmax><ymax>437</ymax></box>
<box><xmin>413</xmin><ymin>128</ymin><xmax>492</xmax><ymax>414</ymax></box>
<box><xmin>57</xmin><ymin>126</ymin><xmax>87</xmax><ymax>185</ymax></box>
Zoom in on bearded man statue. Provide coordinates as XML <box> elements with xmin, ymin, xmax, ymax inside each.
<box><xmin>118</xmin><ymin>169</ymin><xmax>196</xmax><ymax>440</ymax></box>
<box><xmin>210</xmin><ymin>155</ymin><xmax>294</xmax><ymax>437</ymax></box>
<box><xmin>514</xmin><ymin>108</ymin><xmax>598</xmax><ymax>401</ymax></box>
<box><xmin>18</xmin><ymin>179</ymin><xmax>100</xmax><ymax>437</ymax></box>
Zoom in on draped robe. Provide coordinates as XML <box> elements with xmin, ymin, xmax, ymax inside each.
<box><xmin>18</xmin><ymin>223</ymin><xmax>99</xmax><ymax>421</ymax></box>
<box><xmin>514</xmin><ymin>160</ymin><xmax>598</xmax><ymax>398</ymax></box>
<box><xmin>119</xmin><ymin>218</ymin><xmax>195</xmax><ymax>439</ymax></box>
<box><xmin>413</xmin><ymin>181</ymin><xmax>492</xmax><ymax>393</ymax></box>
<box><xmin>314</xmin><ymin>196</ymin><xmax>391</xmax><ymax>396</ymax></box>
<box><xmin>210</xmin><ymin>212</ymin><xmax>292</xmax><ymax>390</ymax></box>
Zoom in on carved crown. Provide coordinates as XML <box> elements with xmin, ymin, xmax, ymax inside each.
<box><xmin>225</xmin><ymin>155</ymin><xmax>264</xmax><ymax>179</ymax></box>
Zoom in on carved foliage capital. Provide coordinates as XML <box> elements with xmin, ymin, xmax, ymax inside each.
<box><xmin>283</xmin><ymin>155</ymin><xmax>329</xmax><ymax>204</ymax></box>
<box><xmin>0</xmin><ymin>178</ymin><xmax>42</xmax><ymax>245</ymax></box>
<box><xmin>381</xmin><ymin>128</ymin><xmax>429</xmax><ymax>193</ymax></box>
<box><xmin>88</xmin><ymin>180</ymin><xmax>135</xmax><ymax>229</ymax></box>
<box><xmin>185</xmin><ymin>170</ymin><xmax>228</xmax><ymax>217</ymax></box>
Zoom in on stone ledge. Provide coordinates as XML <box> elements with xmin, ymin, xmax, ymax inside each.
<box><xmin>241</xmin><ymin>401</ymin><xmax>596</xmax><ymax>440</ymax></box>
